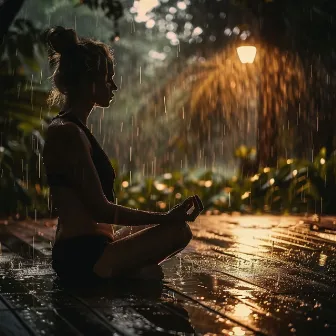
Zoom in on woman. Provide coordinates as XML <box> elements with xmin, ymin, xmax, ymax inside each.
<box><xmin>42</xmin><ymin>26</ymin><xmax>203</xmax><ymax>283</ymax></box>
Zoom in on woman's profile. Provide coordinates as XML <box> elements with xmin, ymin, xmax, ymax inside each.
<box><xmin>42</xmin><ymin>26</ymin><xmax>203</xmax><ymax>283</ymax></box>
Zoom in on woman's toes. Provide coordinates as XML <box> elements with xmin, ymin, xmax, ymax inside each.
<box><xmin>127</xmin><ymin>264</ymin><xmax>164</xmax><ymax>281</ymax></box>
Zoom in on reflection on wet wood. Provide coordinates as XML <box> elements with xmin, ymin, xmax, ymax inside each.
<box><xmin>0</xmin><ymin>215</ymin><xmax>335</xmax><ymax>335</ymax></box>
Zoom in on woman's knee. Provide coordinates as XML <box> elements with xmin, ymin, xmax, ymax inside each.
<box><xmin>172</xmin><ymin>221</ymin><xmax>193</xmax><ymax>248</ymax></box>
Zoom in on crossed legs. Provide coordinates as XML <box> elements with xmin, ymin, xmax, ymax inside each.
<box><xmin>93</xmin><ymin>221</ymin><xmax>192</xmax><ymax>279</ymax></box>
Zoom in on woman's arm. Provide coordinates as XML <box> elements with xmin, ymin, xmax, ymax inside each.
<box><xmin>96</xmin><ymin>203</ymin><xmax>169</xmax><ymax>225</ymax></box>
<box><xmin>50</xmin><ymin>123</ymin><xmax>170</xmax><ymax>226</ymax></box>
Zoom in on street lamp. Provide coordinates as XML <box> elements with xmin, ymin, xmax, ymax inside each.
<box><xmin>236</xmin><ymin>46</ymin><xmax>257</xmax><ymax>64</ymax></box>
<box><xmin>236</xmin><ymin>43</ymin><xmax>265</xmax><ymax>171</ymax></box>
<box><xmin>236</xmin><ymin>43</ymin><xmax>277</xmax><ymax>169</ymax></box>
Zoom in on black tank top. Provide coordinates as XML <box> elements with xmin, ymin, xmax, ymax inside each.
<box><xmin>46</xmin><ymin>110</ymin><xmax>116</xmax><ymax>203</ymax></box>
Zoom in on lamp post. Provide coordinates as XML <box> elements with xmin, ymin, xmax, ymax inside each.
<box><xmin>235</xmin><ymin>45</ymin><xmax>258</xmax><ymax>176</ymax></box>
<box><xmin>236</xmin><ymin>44</ymin><xmax>278</xmax><ymax>170</ymax></box>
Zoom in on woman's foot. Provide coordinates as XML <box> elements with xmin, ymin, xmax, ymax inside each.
<box><xmin>125</xmin><ymin>264</ymin><xmax>164</xmax><ymax>281</ymax></box>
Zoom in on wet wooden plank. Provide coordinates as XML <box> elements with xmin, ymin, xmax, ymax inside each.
<box><xmin>0</xmin><ymin>298</ymin><xmax>36</xmax><ymax>336</ymax></box>
<box><xmin>0</xmin><ymin>228</ymin><xmax>48</xmax><ymax>259</ymax></box>
<box><xmin>1</xmin><ymin>217</ymin><xmax>336</xmax><ymax>335</ymax></box>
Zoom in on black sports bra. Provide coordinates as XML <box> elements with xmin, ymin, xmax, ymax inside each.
<box><xmin>46</xmin><ymin>110</ymin><xmax>116</xmax><ymax>203</ymax></box>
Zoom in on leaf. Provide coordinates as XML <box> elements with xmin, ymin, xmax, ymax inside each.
<box><xmin>17</xmin><ymin>122</ymin><xmax>34</xmax><ymax>134</ymax></box>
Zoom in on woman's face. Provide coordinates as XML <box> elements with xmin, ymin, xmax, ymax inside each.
<box><xmin>93</xmin><ymin>59</ymin><xmax>118</xmax><ymax>108</ymax></box>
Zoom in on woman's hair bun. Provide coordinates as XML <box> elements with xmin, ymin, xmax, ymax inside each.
<box><xmin>46</xmin><ymin>26</ymin><xmax>78</xmax><ymax>54</ymax></box>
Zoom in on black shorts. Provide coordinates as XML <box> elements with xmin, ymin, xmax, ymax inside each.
<box><xmin>52</xmin><ymin>234</ymin><xmax>113</xmax><ymax>283</ymax></box>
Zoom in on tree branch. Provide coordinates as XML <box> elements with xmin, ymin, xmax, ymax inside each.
<box><xmin>0</xmin><ymin>0</ymin><xmax>25</xmax><ymax>43</ymax></box>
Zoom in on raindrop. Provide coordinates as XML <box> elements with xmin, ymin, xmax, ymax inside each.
<box><xmin>32</xmin><ymin>236</ymin><xmax>35</xmax><ymax>260</ymax></box>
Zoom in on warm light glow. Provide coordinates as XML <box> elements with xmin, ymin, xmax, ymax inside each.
<box><xmin>250</xmin><ymin>174</ymin><xmax>259</xmax><ymax>182</ymax></box>
<box><xmin>158</xmin><ymin>201</ymin><xmax>167</xmax><ymax>209</ymax></box>
<box><xmin>177</xmin><ymin>1</ymin><xmax>187</xmax><ymax>10</ymax></box>
<box><xmin>154</xmin><ymin>182</ymin><xmax>167</xmax><ymax>191</ymax></box>
<box><xmin>163</xmin><ymin>173</ymin><xmax>172</xmax><ymax>179</ymax></box>
<box><xmin>133</xmin><ymin>0</ymin><xmax>160</xmax><ymax>22</ymax></box>
<box><xmin>148</xmin><ymin>50</ymin><xmax>166</xmax><ymax>60</ymax></box>
<box><xmin>146</xmin><ymin>19</ymin><xmax>155</xmax><ymax>29</ymax></box>
<box><xmin>233</xmin><ymin>304</ymin><xmax>252</xmax><ymax>318</ymax></box>
<box><xmin>232</xmin><ymin>326</ymin><xmax>246</xmax><ymax>336</ymax></box>
<box><xmin>121</xmin><ymin>181</ymin><xmax>129</xmax><ymax>188</ymax></box>
<box><xmin>204</xmin><ymin>180</ymin><xmax>213</xmax><ymax>188</ymax></box>
<box><xmin>236</xmin><ymin>46</ymin><xmax>257</xmax><ymax>64</ymax></box>
<box><xmin>319</xmin><ymin>252</ymin><xmax>327</xmax><ymax>267</ymax></box>
<box><xmin>320</xmin><ymin>158</ymin><xmax>326</xmax><ymax>165</ymax></box>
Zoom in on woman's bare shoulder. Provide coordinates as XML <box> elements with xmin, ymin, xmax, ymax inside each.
<box><xmin>47</xmin><ymin>119</ymin><xmax>80</xmax><ymax>138</ymax></box>
<box><xmin>43</xmin><ymin>120</ymin><xmax>92</xmax><ymax>165</ymax></box>
<box><xmin>47</xmin><ymin>120</ymin><xmax>90</xmax><ymax>147</ymax></box>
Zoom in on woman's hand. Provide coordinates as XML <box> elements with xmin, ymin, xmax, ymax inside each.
<box><xmin>165</xmin><ymin>195</ymin><xmax>204</xmax><ymax>224</ymax></box>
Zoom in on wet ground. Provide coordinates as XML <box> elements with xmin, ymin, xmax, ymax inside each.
<box><xmin>0</xmin><ymin>214</ymin><xmax>335</xmax><ymax>335</ymax></box>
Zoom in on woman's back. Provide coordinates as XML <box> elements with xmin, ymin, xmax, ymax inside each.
<box><xmin>43</xmin><ymin>115</ymin><xmax>98</xmax><ymax>239</ymax></box>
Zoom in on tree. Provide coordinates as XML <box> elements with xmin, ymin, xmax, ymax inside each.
<box><xmin>0</xmin><ymin>0</ymin><xmax>25</xmax><ymax>41</ymax></box>
<box><xmin>234</xmin><ymin>0</ymin><xmax>336</xmax><ymax>161</ymax></box>
<box><xmin>0</xmin><ymin>0</ymin><xmax>124</xmax><ymax>217</ymax></box>
<box><xmin>0</xmin><ymin>0</ymin><xmax>124</xmax><ymax>41</ymax></box>
<box><xmin>134</xmin><ymin>0</ymin><xmax>336</xmax><ymax>169</ymax></box>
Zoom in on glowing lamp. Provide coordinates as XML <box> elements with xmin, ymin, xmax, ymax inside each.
<box><xmin>236</xmin><ymin>46</ymin><xmax>257</xmax><ymax>64</ymax></box>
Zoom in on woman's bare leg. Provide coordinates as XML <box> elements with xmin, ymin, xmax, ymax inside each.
<box><xmin>112</xmin><ymin>225</ymin><xmax>171</xmax><ymax>280</ymax></box>
<box><xmin>93</xmin><ymin>221</ymin><xmax>192</xmax><ymax>278</ymax></box>
<box><xmin>112</xmin><ymin>225</ymin><xmax>156</xmax><ymax>241</ymax></box>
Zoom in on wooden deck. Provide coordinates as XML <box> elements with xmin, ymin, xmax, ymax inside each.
<box><xmin>0</xmin><ymin>215</ymin><xmax>335</xmax><ymax>335</ymax></box>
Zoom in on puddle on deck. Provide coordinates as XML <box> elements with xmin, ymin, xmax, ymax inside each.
<box><xmin>0</xmin><ymin>216</ymin><xmax>335</xmax><ymax>335</ymax></box>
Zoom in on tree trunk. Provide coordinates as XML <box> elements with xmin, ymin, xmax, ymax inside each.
<box><xmin>0</xmin><ymin>0</ymin><xmax>25</xmax><ymax>42</ymax></box>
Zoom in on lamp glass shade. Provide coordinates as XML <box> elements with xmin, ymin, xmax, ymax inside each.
<box><xmin>236</xmin><ymin>46</ymin><xmax>257</xmax><ymax>64</ymax></box>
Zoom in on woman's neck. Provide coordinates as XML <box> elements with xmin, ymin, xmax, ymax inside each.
<box><xmin>63</xmin><ymin>99</ymin><xmax>94</xmax><ymax>126</ymax></box>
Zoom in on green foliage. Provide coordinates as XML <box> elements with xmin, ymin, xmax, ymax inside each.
<box><xmin>0</xmin><ymin>1</ymin><xmax>126</xmax><ymax>219</ymax></box>
<box><xmin>98</xmin><ymin>148</ymin><xmax>336</xmax><ymax>217</ymax></box>
<box><xmin>0</xmin><ymin>17</ymin><xmax>56</xmax><ymax>218</ymax></box>
<box><xmin>7</xmin><ymin>147</ymin><xmax>336</xmax><ymax>219</ymax></box>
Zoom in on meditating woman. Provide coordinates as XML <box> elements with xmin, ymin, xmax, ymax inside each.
<box><xmin>42</xmin><ymin>26</ymin><xmax>203</xmax><ymax>283</ymax></box>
